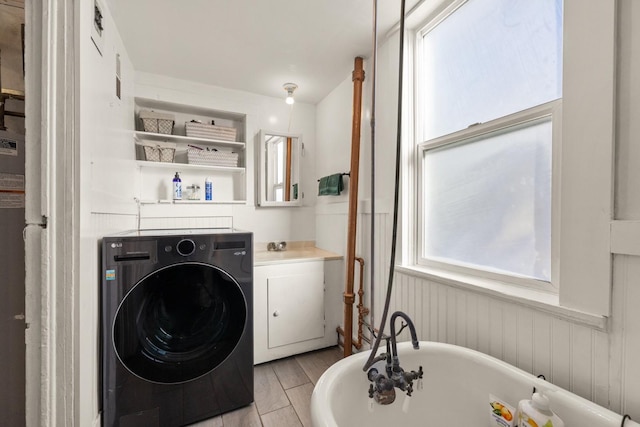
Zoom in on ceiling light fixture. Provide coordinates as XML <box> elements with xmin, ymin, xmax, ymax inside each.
<box><xmin>283</xmin><ymin>83</ymin><xmax>298</xmax><ymax>105</ymax></box>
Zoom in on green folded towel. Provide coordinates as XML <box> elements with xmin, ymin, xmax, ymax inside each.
<box><xmin>318</xmin><ymin>173</ymin><xmax>344</xmax><ymax>196</ymax></box>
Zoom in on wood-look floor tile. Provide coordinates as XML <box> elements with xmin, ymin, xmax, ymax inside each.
<box><xmin>316</xmin><ymin>346</ymin><xmax>343</xmax><ymax>367</ymax></box>
<box><xmin>254</xmin><ymin>363</ymin><xmax>290</xmax><ymax>414</ymax></box>
<box><xmin>286</xmin><ymin>383</ymin><xmax>315</xmax><ymax>427</ymax></box>
<box><xmin>295</xmin><ymin>350</ymin><xmax>335</xmax><ymax>384</ymax></box>
<box><xmin>261</xmin><ymin>405</ymin><xmax>303</xmax><ymax>427</ymax></box>
<box><xmin>272</xmin><ymin>357</ymin><xmax>311</xmax><ymax>390</ymax></box>
<box><xmin>209</xmin><ymin>350</ymin><xmax>344</xmax><ymax>426</ymax></box>
<box><xmin>186</xmin><ymin>415</ymin><xmax>223</xmax><ymax>427</ymax></box>
<box><xmin>220</xmin><ymin>403</ymin><xmax>261</xmax><ymax>427</ymax></box>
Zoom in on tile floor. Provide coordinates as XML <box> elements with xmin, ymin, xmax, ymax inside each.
<box><xmin>189</xmin><ymin>346</ymin><xmax>343</xmax><ymax>427</ymax></box>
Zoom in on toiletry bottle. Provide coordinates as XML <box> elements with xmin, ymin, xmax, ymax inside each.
<box><xmin>205</xmin><ymin>177</ymin><xmax>212</xmax><ymax>201</ymax></box>
<box><xmin>173</xmin><ymin>172</ymin><xmax>182</xmax><ymax>200</ymax></box>
<box><xmin>516</xmin><ymin>392</ymin><xmax>564</xmax><ymax>427</ymax></box>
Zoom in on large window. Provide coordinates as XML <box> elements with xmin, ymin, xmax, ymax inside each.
<box><xmin>416</xmin><ymin>0</ymin><xmax>563</xmax><ymax>286</ymax></box>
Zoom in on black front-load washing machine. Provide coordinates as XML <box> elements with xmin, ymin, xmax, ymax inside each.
<box><xmin>100</xmin><ymin>229</ymin><xmax>253</xmax><ymax>427</ymax></box>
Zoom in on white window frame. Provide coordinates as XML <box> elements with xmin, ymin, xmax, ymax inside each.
<box><xmin>416</xmin><ymin>101</ymin><xmax>562</xmax><ymax>294</ymax></box>
<box><xmin>400</xmin><ymin>0</ymin><xmax>614</xmax><ymax>321</ymax></box>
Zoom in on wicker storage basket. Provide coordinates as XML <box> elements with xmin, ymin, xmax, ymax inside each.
<box><xmin>139</xmin><ymin>110</ymin><xmax>175</xmax><ymax>134</ymax></box>
<box><xmin>187</xmin><ymin>148</ymin><xmax>239</xmax><ymax>167</ymax></box>
<box><xmin>138</xmin><ymin>141</ymin><xmax>176</xmax><ymax>163</ymax></box>
<box><xmin>185</xmin><ymin>121</ymin><xmax>237</xmax><ymax>142</ymax></box>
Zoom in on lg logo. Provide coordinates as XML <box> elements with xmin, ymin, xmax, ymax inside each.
<box><xmin>110</xmin><ymin>242</ymin><xmax>123</xmax><ymax>248</ymax></box>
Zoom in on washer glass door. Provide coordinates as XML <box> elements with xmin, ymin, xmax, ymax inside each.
<box><xmin>113</xmin><ymin>262</ymin><xmax>247</xmax><ymax>384</ymax></box>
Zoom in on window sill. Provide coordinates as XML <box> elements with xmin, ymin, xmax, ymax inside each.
<box><xmin>395</xmin><ymin>264</ymin><xmax>608</xmax><ymax>331</ymax></box>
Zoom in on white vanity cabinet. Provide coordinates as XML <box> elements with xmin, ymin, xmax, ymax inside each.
<box><xmin>254</xmin><ymin>258</ymin><xmax>341</xmax><ymax>364</ymax></box>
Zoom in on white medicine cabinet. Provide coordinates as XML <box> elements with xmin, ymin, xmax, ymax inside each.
<box><xmin>256</xmin><ymin>129</ymin><xmax>302</xmax><ymax>207</ymax></box>
<box><xmin>133</xmin><ymin>97</ymin><xmax>247</xmax><ymax>204</ymax></box>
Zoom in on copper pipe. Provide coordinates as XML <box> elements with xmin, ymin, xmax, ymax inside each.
<box><xmin>343</xmin><ymin>57</ymin><xmax>365</xmax><ymax>357</ymax></box>
<box><xmin>337</xmin><ymin>331</ymin><xmax>371</xmax><ymax>352</ymax></box>
<box><xmin>337</xmin><ymin>256</ymin><xmax>369</xmax><ymax>351</ymax></box>
<box><xmin>356</xmin><ymin>258</ymin><xmax>369</xmax><ymax>350</ymax></box>
<box><xmin>354</xmin><ymin>256</ymin><xmax>370</xmax><ymax>350</ymax></box>
<box><xmin>284</xmin><ymin>137</ymin><xmax>292</xmax><ymax>201</ymax></box>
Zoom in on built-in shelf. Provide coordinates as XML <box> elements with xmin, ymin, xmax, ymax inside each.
<box><xmin>134</xmin><ymin>97</ymin><xmax>247</xmax><ymax>204</ymax></box>
<box><xmin>135</xmin><ymin>97</ymin><xmax>246</xmax><ymax>122</ymax></box>
<box><xmin>134</xmin><ymin>131</ymin><xmax>245</xmax><ymax>149</ymax></box>
<box><xmin>136</xmin><ymin>160</ymin><xmax>245</xmax><ymax>174</ymax></box>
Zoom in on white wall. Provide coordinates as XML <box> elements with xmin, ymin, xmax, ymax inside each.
<box><xmin>316</xmin><ymin>1</ymin><xmax>640</xmax><ymax>421</ymax></box>
<box><xmin>315</xmin><ymin>34</ymin><xmax>400</xmax><ymax>347</ymax></box>
<box><xmin>78</xmin><ymin>0</ymin><xmax>138</xmax><ymax>424</ymax></box>
<box><xmin>610</xmin><ymin>0</ymin><xmax>640</xmax><ymax>417</ymax></box>
<box><xmin>76</xmin><ymin>3</ymin><xmax>317</xmax><ymax>426</ymax></box>
<box><xmin>315</xmin><ymin>73</ymin><xmax>354</xmax><ymax>257</ymax></box>
<box><xmin>133</xmin><ymin>72</ymin><xmax>317</xmax><ymax>243</ymax></box>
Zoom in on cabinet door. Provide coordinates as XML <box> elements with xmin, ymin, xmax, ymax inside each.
<box><xmin>267</xmin><ymin>267</ymin><xmax>324</xmax><ymax>349</ymax></box>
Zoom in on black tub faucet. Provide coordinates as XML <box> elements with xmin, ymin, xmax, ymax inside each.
<box><xmin>366</xmin><ymin>311</ymin><xmax>423</xmax><ymax>405</ymax></box>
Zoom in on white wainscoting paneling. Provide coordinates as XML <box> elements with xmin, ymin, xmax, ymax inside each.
<box><xmin>392</xmin><ymin>271</ymin><xmax>612</xmax><ymax>404</ymax></box>
<box><xmin>138</xmin><ymin>215</ymin><xmax>233</xmax><ymax>230</ymax></box>
<box><xmin>610</xmin><ymin>255</ymin><xmax>640</xmax><ymax>418</ymax></box>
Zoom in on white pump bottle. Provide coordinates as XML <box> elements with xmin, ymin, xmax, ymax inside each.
<box><xmin>516</xmin><ymin>392</ymin><xmax>564</xmax><ymax>427</ymax></box>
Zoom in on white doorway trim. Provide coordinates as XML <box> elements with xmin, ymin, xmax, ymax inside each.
<box><xmin>25</xmin><ymin>0</ymin><xmax>79</xmax><ymax>425</ymax></box>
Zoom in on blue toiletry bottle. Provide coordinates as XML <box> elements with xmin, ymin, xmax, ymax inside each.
<box><xmin>205</xmin><ymin>177</ymin><xmax>212</xmax><ymax>201</ymax></box>
<box><xmin>173</xmin><ymin>172</ymin><xmax>182</xmax><ymax>200</ymax></box>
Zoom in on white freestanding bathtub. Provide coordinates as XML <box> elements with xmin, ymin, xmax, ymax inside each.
<box><xmin>311</xmin><ymin>341</ymin><xmax>638</xmax><ymax>427</ymax></box>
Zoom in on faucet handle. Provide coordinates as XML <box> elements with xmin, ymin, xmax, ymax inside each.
<box><xmin>411</xmin><ymin>366</ymin><xmax>424</xmax><ymax>392</ymax></box>
<box><xmin>367</xmin><ymin>367</ymin><xmax>380</xmax><ymax>382</ymax></box>
<box><xmin>404</xmin><ymin>366</ymin><xmax>423</xmax><ymax>382</ymax></box>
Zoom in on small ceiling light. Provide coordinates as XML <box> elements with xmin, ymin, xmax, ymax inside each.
<box><xmin>283</xmin><ymin>83</ymin><xmax>298</xmax><ymax>105</ymax></box>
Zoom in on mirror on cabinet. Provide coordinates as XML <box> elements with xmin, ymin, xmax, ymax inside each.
<box><xmin>257</xmin><ymin>130</ymin><xmax>302</xmax><ymax>207</ymax></box>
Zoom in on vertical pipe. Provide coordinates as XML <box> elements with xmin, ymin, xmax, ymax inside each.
<box><xmin>343</xmin><ymin>57</ymin><xmax>365</xmax><ymax>357</ymax></box>
<box><xmin>363</xmin><ymin>0</ymin><xmax>407</xmax><ymax>372</ymax></box>
<box><xmin>335</xmin><ymin>256</ymin><xmax>369</xmax><ymax>351</ymax></box>
<box><xmin>355</xmin><ymin>257</ymin><xmax>369</xmax><ymax>349</ymax></box>
<box><xmin>369</xmin><ymin>0</ymin><xmax>379</xmax><ymax>344</ymax></box>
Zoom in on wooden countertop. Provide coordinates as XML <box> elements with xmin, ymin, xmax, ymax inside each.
<box><xmin>254</xmin><ymin>242</ymin><xmax>342</xmax><ymax>266</ymax></box>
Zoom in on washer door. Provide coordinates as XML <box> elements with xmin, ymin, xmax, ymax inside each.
<box><xmin>113</xmin><ymin>262</ymin><xmax>247</xmax><ymax>384</ymax></box>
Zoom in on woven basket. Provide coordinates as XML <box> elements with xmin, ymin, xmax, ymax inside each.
<box><xmin>187</xmin><ymin>148</ymin><xmax>239</xmax><ymax>167</ymax></box>
<box><xmin>139</xmin><ymin>110</ymin><xmax>175</xmax><ymax>134</ymax></box>
<box><xmin>185</xmin><ymin>122</ymin><xmax>237</xmax><ymax>142</ymax></box>
<box><xmin>138</xmin><ymin>141</ymin><xmax>176</xmax><ymax>163</ymax></box>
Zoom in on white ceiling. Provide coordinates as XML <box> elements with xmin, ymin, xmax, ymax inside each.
<box><xmin>106</xmin><ymin>0</ymin><xmax>419</xmax><ymax>104</ymax></box>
